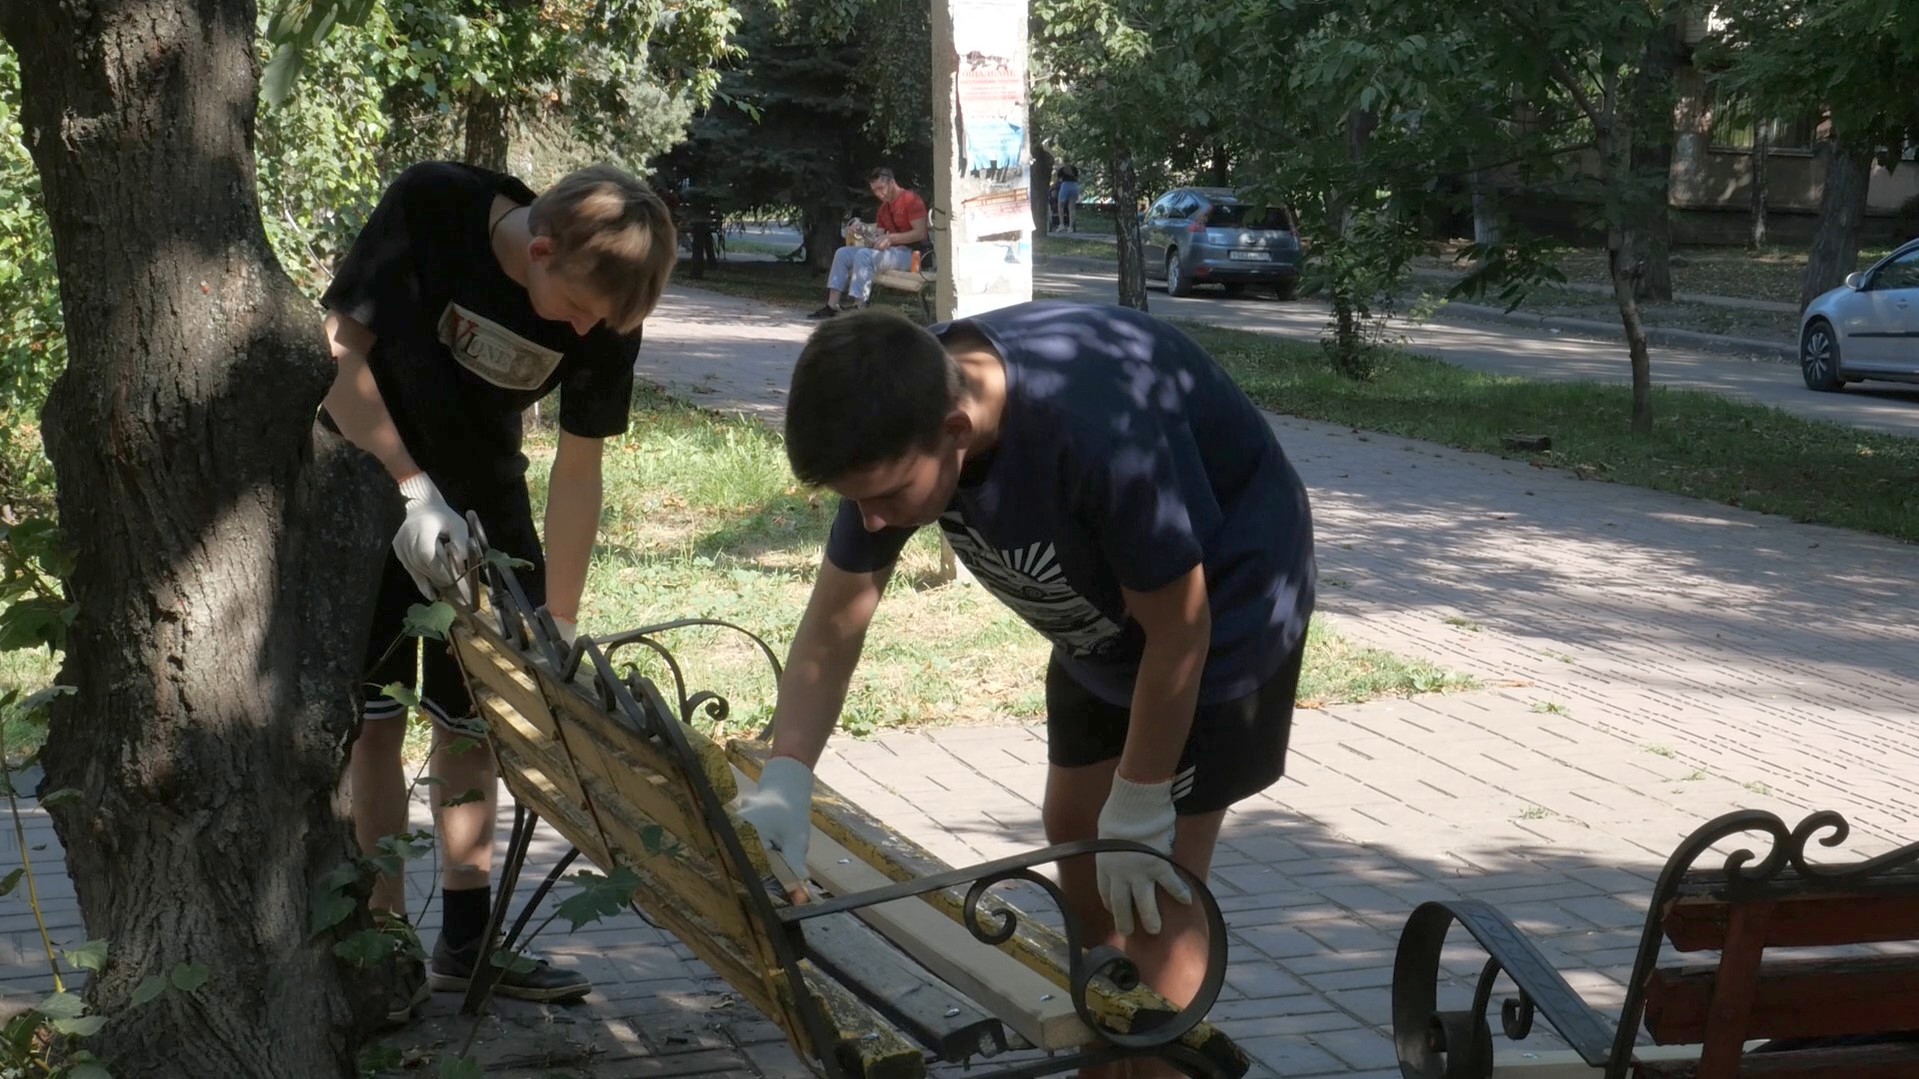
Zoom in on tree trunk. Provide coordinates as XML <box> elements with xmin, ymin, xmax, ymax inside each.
<box><xmin>1110</xmin><ymin>146</ymin><xmax>1148</xmax><ymax>311</ymax></box>
<box><xmin>1800</xmin><ymin>139</ymin><xmax>1873</xmax><ymax>311</ymax></box>
<box><xmin>1627</xmin><ymin>19</ymin><xmax>1682</xmax><ymax>303</ymax></box>
<box><xmin>1031</xmin><ymin>143</ymin><xmax>1055</xmax><ymax>232</ymax></box>
<box><xmin>1749</xmin><ymin>120</ymin><xmax>1771</xmax><ymax>250</ymax></box>
<box><xmin>1635</xmin><ymin>135</ymin><xmax>1675</xmax><ymax>302</ymax></box>
<box><xmin>804</xmin><ymin>206</ymin><xmax>842</xmax><ymax>273</ymax></box>
<box><xmin>1209</xmin><ymin>143</ymin><xmax>1229</xmax><ymax>187</ymax></box>
<box><xmin>1608</xmin><ymin>245</ymin><xmax>1655</xmax><ymax>436</ymax></box>
<box><xmin>1470</xmin><ymin>160</ymin><xmax>1500</xmax><ymax>247</ymax></box>
<box><xmin>0</xmin><ymin>1</ymin><xmax>390</xmax><ymax>1073</ymax></box>
<box><xmin>463</xmin><ymin>88</ymin><xmax>511</xmax><ymax>172</ymax></box>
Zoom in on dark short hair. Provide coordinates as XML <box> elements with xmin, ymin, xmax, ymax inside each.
<box><xmin>868</xmin><ymin>167</ymin><xmax>896</xmax><ymax>184</ymax></box>
<box><xmin>786</xmin><ymin>309</ymin><xmax>960</xmax><ymax>486</ymax></box>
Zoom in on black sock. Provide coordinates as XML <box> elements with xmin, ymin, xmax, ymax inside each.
<box><xmin>440</xmin><ymin>886</ymin><xmax>492</xmax><ymax>953</ymax></box>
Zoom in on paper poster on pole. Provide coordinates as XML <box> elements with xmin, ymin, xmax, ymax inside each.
<box><xmin>935</xmin><ymin>0</ymin><xmax>1032</xmax><ymax>320</ymax></box>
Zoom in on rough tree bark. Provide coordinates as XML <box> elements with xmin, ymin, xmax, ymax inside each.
<box><xmin>1595</xmin><ymin>75</ymin><xmax>1655</xmax><ymax>435</ymax></box>
<box><xmin>1800</xmin><ymin>138</ymin><xmax>1873</xmax><ymax>311</ymax></box>
<box><xmin>1209</xmin><ymin>144</ymin><xmax>1229</xmax><ymax>187</ymax></box>
<box><xmin>1110</xmin><ymin>146</ymin><xmax>1148</xmax><ymax>310</ymax></box>
<box><xmin>0</xmin><ymin>1</ymin><xmax>391</xmax><ymax>1073</ymax></box>
<box><xmin>463</xmin><ymin>88</ymin><xmax>512</xmax><ymax>172</ymax></box>
<box><xmin>1626</xmin><ymin>18</ymin><xmax>1683</xmax><ymax>303</ymax></box>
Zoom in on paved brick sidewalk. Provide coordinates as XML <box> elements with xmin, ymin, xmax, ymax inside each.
<box><xmin>1</xmin><ymin>284</ymin><xmax>1913</xmax><ymax>1077</ymax></box>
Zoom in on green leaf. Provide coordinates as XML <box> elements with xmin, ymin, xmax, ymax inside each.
<box><xmin>50</xmin><ymin>1014</ymin><xmax>106</xmax><ymax>1037</ymax></box>
<box><xmin>402</xmin><ymin>602</ymin><xmax>455</xmax><ymax>641</ymax></box>
<box><xmin>309</xmin><ymin>890</ymin><xmax>357</xmax><ymax>938</ymax></box>
<box><xmin>39</xmin><ymin>788</ymin><xmax>82</xmax><ymax>809</ymax></box>
<box><xmin>332</xmin><ymin>929</ymin><xmax>398</xmax><ymax>967</ymax></box>
<box><xmin>318</xmin><ymin>861</ymin><xmax>361</xmax><ymax>895</ymax></box>
<box><xmin>0</xmin><ymin>867</ymin><xmax>24</xmax><ymax>897</ymax></box>
<box><xmin>129</xmin><ymin>975</ymin><xmax>169</xmax><ymax>1007</ymax></box>
<box><xmin>261</xmin><ymin>43</ymin><xmax>307</xmax><ymax>108</ymax></box>
<box><xmin>66</xmin><ymin>1060</ymin><xmax>112</xmax><ymax>1079</ymax></box>
<box><xmin>377</xmin><ymin>682</ymin><xmax>421</xmax><ymax>711</ymax></box>
<box><xmin>554</xmin><ymin>866</ymin><xmax>642</xmax><ymax>931</ymax></box>
<box><xmin>168</xmin><ymin>963</ymin><xmax>209</xmax><ymax>992</ymax></box>
<box><xmin>486</xmin><ymin>948</ymin><xmax>537</xmax><ymax>974</ymax></box>
<box><xmin>17</xmin><ymin>685</ymin><xmax>73</xmax><ymax>716</ymax></box>
<box><xmin>484</xmin><ymin>548</ymin><xmax>531</xmax><ymax>570</ymax></box>
<box><xmin>439</xmin><ymin>1057</ymin><xmax>483</xmax><ymax>1079</ymax></box>
<box><xmin>62</xmin><ymin>939</ymin><xmax>108</xmax><ymax>973</ymax></box>
<box><xmin>36</xmin><ymin>990</ymin><xmax>84</xmax><ymax>1019</ymax></box>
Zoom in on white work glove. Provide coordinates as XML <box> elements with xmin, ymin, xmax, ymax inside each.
<box><xmin>735</xmin><ymin>756</ymin><xmax>815</xmax><ymax>884</ymax></box>
<box><xmin>1096</xmin><ymin>775</ymin><xmax>1193</xmax><ymax>937</ymax></box>
<box><xmin>393</xmin><ymin>473</ymin><xmax>470</xmax><ymax>600</ymax></box>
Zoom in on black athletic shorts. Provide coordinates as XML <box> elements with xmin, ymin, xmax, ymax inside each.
<box><xmin>360</xmin><ymin>480</ymin><xmax>545</xmax><ymax>728</ymax></box>
<box><xmin>1045</xmin><ymin>629</ymin><xmax>1307</xmax><ymax>815</ymax></box>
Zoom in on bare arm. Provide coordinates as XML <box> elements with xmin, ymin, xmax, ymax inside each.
<box><xmin>543</xmin><ymin>431</ymin><xmax>605</xmax><ymax>623</ymax></box>
<box><xmin>1116</xmin><ymin>565</ymin><xmax>1212</xmax><ymax>784</ymax></box>
<box><xmin>766</xmin><ymin>556</ymin><xmax>892</xmax><ymax>768</ymax></box>
<box><xmin>321</xmin><ymin>310</ymin><xmax>421</xmax><ymax>482</ymax></box>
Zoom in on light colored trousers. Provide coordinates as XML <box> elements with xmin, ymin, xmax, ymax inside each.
<box><xmin>828</xmin><ymin>245</ymin><xmax>914</xmax><ymax>304</ymax></box>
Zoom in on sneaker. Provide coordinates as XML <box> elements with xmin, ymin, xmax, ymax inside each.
<box><xmin>806</xmin><ymin>304</ymin><xmax>840</xmax><ymax>319</ymax></box>
<box><xmin>381</xmin><ymin>954</ymin><xmax>430</xmax><ymax>1028</ymax></box>
<box><xmin>428</xmin><ymin>936</ymin><xmax>591</xmax><ymax>1003</ymax></box>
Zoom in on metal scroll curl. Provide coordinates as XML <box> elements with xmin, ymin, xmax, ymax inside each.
<box><xmin>781</xmin><ymin>839</ymin><xmax>1230</xmax><ymax>1054</ymax></box>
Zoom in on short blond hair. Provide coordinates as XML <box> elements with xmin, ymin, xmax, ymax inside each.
<box><xmin>528</xmin><ymin>164</ymin><xmax>676</xmax><ymax>334</ymax></box>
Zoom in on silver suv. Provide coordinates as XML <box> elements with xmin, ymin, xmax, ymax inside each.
<box><xmin>1143</xmin><ymin>187</ymin><xmax>1302</xmax><ymax>300</ymax></box>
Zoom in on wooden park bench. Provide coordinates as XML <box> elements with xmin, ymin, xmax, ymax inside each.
<box><xmin>439</xmin><ymin>527</ymin><xmax>1250</xmax><ymax>1078</ymax></box>
<box><xmin>1390</xmin><ymin>809</ymin><xmax>1919</xmax><ymax>1078</ymax></box>
<box><xmin>873</xmin><ymin>264</ymin><xmax>937</xmax><ymax>320</ymax></box>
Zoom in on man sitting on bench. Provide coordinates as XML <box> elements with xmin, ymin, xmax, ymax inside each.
<box><xmin>808</xmin><ymin>167</ymin><xmax>929</xmax><ymax>319</ymax></box>
<box><xmin>738</xmin><ymin>303</ymin><xmax>1317</xmax><ymax>1072</ymax></box>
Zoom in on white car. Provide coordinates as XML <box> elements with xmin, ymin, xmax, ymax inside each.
<box><xmin>1801</xmin><ymin>238</ymin><xmax>1919</xmax><ymax>391</ymax></box>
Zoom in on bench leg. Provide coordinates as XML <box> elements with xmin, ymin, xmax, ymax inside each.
<box><xmin>460</xmin><ymin>799</ymin><xmax>542</xmax><ymax>1015</ymax></box>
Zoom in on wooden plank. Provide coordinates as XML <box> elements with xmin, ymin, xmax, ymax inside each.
<box><xmin>452</xmin><ymin>625</ymin><xmax>552</xmax><ymax>736</ymax></box>
<box><xmin>799</xmin><ymin>913</ymin><xmax>1008</xmax><ymax>1062</ymax></box>
<box><xmin>1634</xmin><ymin>1040</ymin><xmax>1919</xmax><ymax>1078</ymax></box>
<box><xmin>1664</xmin><ymin>892</ymin><xmax>1919</xmax><ymax>953</ymax></box>
<box><xmin>799</xmin><ymin>961</ymin><xmax>929</xmax><ymax>1079</ymax></box>
<box><xmin>732</xmin><ymin>763</ymin><xmax>1088</xmax><ymax>1050</ymax></box>
<box><xmin>473</xmin><ymin>687</ymin><xmax>587</xmax><ymax>807</ymax></box>
<box><xmin>546</xmin><ymin>676</ymin><xmax>739</xmax><ymax>803</ymax></box>
<box><xmin>729</xmin><ymin>741</ymin><xmax>1249</xmax><ymax>1075</ymax></box>
<box><xmin>1645</xmin><ymin>955</ymin><xmax>1919</xmax><ymax>1046</ymax></box>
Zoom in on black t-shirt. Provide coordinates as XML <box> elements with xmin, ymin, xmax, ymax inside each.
<box><xmin>322</xmin><ymin>162</ymin><xmax>640</xmax><ymax>493</ymax></box>
<box><xmin>826</xmin><ymin>301</ymin><xmax>1315</xmax><ymax>706</ymax></box>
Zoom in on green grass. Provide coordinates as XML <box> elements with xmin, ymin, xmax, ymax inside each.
<box><xmin>0</xmin><ymin>649</ymin><xmax>58</xmax><ymax>765</ymax></box>
<box><xmin>515</xmin><ymin>386</ymin><xmax>1472</xmax><ymax>737</ymax></box>
<box><xmin>1423</xmin><ymin>243</ymin><xmax>1897</xmax><ymax>306</ymax></box>
<box><xmin>1035</xmin><ymin>234</ymin><xmax>1120</xmax><ymax>260</ymax></box>
<box><xmin>1182</xmin><ymin>321</ymin><xmax>1919</xmax><ymax>542</ymax></box>
<box><xmin>1499</xmin><ymin>284</ymin><xmax>1800</xmax><ymax>342</ymax></box>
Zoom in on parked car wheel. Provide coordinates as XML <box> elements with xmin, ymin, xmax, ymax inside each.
<box><xmin>1273</xmin><ymin>280</ymin><xmax>1299</xmax><ymax>301</ymax></box>
<box><xmin>1800</xmin><ymin>318</ymin><xmax>1844</xmax><ymax>392</ymax></box>
<box><xmin>1166</xmin><ymin>249</ymin><xmax>1193</xmax><ymax>297</ymax></box>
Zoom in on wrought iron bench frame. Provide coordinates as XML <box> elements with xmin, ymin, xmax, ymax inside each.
<box><xmin>1391</xmin><ymin>809</ymin><xmax>1919</xmax><ymax>1078</ymax></box>
<box><xmin>443</xmin><ymin>526</ymin><xmax>1249</xmax><ymax>1079</ymax></box>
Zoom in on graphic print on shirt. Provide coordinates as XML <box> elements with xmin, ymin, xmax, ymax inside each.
<box><xmin>437</xmin><ymin>302</ymin><xmax>565</xmax><ymax>390</ymax></box>
<box><xmin>938</xmin><ymin>513</ymin><xmax>1122</xmax><ymax>657</ymax></box>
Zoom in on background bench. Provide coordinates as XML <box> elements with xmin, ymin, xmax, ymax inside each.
<box><xmin>873</xmin><ymin>267</ymin><xmax>937</xmax><ymax>320</ymax></box>
<box><xmin>1390</xmin><ymin>809</ymin><xmax>1919</xmax><ymax>1078</ymax></box>
<box><xmin>443</xmin><ymin>532</ymin><xmax>1251</xmax><ymax>1079</ymax></box>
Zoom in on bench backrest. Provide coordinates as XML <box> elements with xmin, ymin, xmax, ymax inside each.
<box><xmin>448</xmin><ymin>588</ymin><xmax>926</xmax><ymax>1078</ymax></box>
<box><xmin>1633</xmin><ymin>814</ymin><xmax>1919</xmax><ymax>1078</ymax></box>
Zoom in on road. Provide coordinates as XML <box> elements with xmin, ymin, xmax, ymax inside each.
<box><xmin>1031</xmin><ymin>263</ymin><xmax>1919</xmax><ymax>439</ymax></box>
